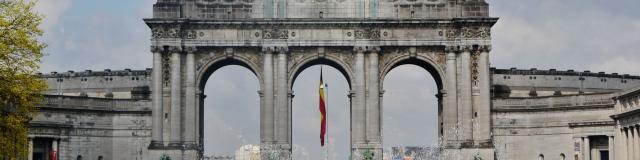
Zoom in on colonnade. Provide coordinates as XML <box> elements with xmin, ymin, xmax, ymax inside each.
<box><xmin>148</xmin><ymin>45</ymin><xmax>493</xmax><ymax>159</ymax></box>
<box><xmin>26</xmin><ymin>137</ymin><xmax>60</xmax><ymax>160</ymax></box>
<box><xmin>615</xmin><ymin>126</ymin><xmax>640</xmax><ymax>160</ymax></box>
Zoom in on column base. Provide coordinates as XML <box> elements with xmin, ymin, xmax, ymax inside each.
<box><xmin>261</xmin><ymin>144</ymin><xmax>291</xmax><ymax>160</ymax></box>
<box><xmin>442</xmin><ymin>148</ymin><xmax>495</xmax><ymax>160</ymax></box>
<box><xmin>167</xmin><ymin>142</ymin><xmax>183</xmax><ymax>149</ymax></box>
<box><xmin>148</xmin><ymin>148</ymin><xmax>199</xmax><ymax>160</ymax></box>
<box><xmin>352</xmin><ymin>143</ymin><xmax>382</xmax><ymax>160</ymax></box>
<box><xmin>351</xmin><ymin>148</ymin><xmax>382</xmax><ymax>160</ymax></box>
<box><xmin>148</xmin><ymin>141</ymin><xmax>164</xmax><ymax>149</ymax></box>
<box><xmin>474</xmin><ymin>139</ymin><xmax>494</xmax><ymax>148</ymax></box>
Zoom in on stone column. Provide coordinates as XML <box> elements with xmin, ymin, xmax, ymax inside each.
<box><xmin>443</xmin><ymin>46</ymin><xmax>458</xmax><ymax>145</ymax></box>
<box><xmin>635</xmin><ymin>126</ymin><xmax>640</xmax><ymax>160</ymax></box>
<box><xmin>169</xmin><ymin>46</ymin><xmax>182</xmax><ymax>146</ymax></box>
<box><xmin>367</xmin><ymin>47</ymin><xmax>381</xmax><ymax>144</ymax></box>
<box><xmin>274</xmin><ymin>47</ymin><xmax>287</xmax><ymax>142</ymax></box>
<box><xmin>274</xmin><ymin>46</ymin><xmax>289</xmax><ymax>148</ymax></box>
<box><xmin>622</xmin><ymin>128</ymin><xmax>629</xmax><ymax>160</ymax></box>
<box><xmin>261</xmin><ymin>47</ymin><xmax>274</xmax><ymax>145</ymax></box>
<box><xmin>366</xmin><ymin>47</ymin><xmax>382</xmax><ymax>159</ymax></box>
<box><xmin>584</xmin><ymin>136</ymin><xmax>590</xmax><ymax>160</ymax></box>
<box><xmin>475</xmin><ymin>45</ymin><xmax>491</xmax><ymax>144</ymax></box>
<box><xmin>459</xmin><ymin>46</ymin><xmax>473</xmax><ymax>142</ymax></box>
<box><xmin>628</xmin><ymin>128</ymin><xmax>633</xmax><ymax>160</ymax></box>
<box><xmin>184</xmin><ymin>46</ymin><xmax>197</xmax><ymax>147</ymax></box>
<box><xmin>52</xmin><ymin>139</ymin><xmax>58</xmax><ymax>159</ymax></box>
<box><xmin>352</xmin><ymin>46</ymin><xmax>367</xmax><ymax>155</ymax></box>
<box><xmin>151</xmin><ymin>46</ymin><xmax>164</xmax><ymax>146</ymax></box>
<box><xmin>633</xmin><ymin>126</ymin><xmax>639</xmax><ymax>160</ymax></box>
<box><xmin>28</xmin><ymin>138</ymin><xmax>33</xmax><ymax>160</ymax></box>
<box><xmin>609</xmin><ymin>135</ymin><xmax>615</xmax><ymax>160</ymax></box>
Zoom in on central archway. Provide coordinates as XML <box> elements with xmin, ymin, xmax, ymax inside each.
<box><xmin>288</xmin><ymin>52</ymin><xmax>354</xmax><ymax>159</ymax></box>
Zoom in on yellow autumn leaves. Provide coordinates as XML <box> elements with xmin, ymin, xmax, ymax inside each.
<box><xmin>0</xmin><ymin>0</ymin><xmax>47</xmax><ymax>159</ymax></box>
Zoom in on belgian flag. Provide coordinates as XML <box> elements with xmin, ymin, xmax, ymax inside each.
<box><xmin>319</xmin><ymin>68</ymin><xmax>327</xmax><ymax>147</ymax></box>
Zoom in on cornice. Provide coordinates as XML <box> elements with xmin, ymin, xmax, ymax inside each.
<box><xmin>144</xmin><ymin>17</ymin><xmax>499</xmax><ymax>29</ymax></box>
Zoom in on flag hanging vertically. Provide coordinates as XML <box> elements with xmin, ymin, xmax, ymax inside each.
<box><xmin>319</xmin><ymin>67</ymin><xmax>327</xmax><ymax>147</ymax></box>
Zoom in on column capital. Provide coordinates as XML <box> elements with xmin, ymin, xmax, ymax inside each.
<box><xmin>276</xmin><ymin>46</ymin><xmax>289</xmax><ymax>54</ymax></box>
<box><xmin>185</xmin><ymin>46</ymin><xmax>197</xmax><ymax>53</ymax></box>
<box><xmin>353</xmin><ymin>46</ymin><xmax>365</xmax><ymax>53</ymax></box>
<box><xmin>479</xmin><ymin>45</ymin><xmax>492</xmax><ymax>52</ymax></box>
<box><xmin>352</xmin><ymin>46</ymin><xmax>380</xmax><ymax>53</ymax></box>
<box><xmin>262</xmin><ymin>46</ymin><xmax>289</xmax><ymax>54</ymax></box>
<box><xmin>444</xmin><ymin>45</ymin><xmax>459</xmax><ymax>53</ymax></box>
<box><xmin>168</xmin><ymin>45</ymin><xmax>182</xmax><ymax>53</ymax></box>
<box><xmin>150</xmin><ymin>45</ymin><xmax>165</xmax><ymax>53</ymax></box>
<box><xmin>369</xmin><ymin>46</ymin><xmax>381</xmax><ymax>53</ymax></box>
<box><xmin>261</xmin><ymin>46</ymin><xmax>274</xmax><ymax>53</ymax></box>
<box><xmin>461</xmin><ymin>45</ymin><xmax>473</xmax><ymax>52</ymax></box>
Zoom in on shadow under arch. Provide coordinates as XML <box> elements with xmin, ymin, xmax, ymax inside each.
<box><xmin>380</xmin><ymin>56</ymin><xmax>444</xmax><ymax>92</ymax></box>
<box><xmin>289</xmin><ymin>56</ymin><xmax>354</xmax><ymax>90</ymax></box>
<box><xmin>196</xmin><ymin>56</ymin><xmax>264</xmax><ymax>91</ymax></box>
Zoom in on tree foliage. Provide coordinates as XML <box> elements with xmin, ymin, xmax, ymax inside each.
<box><xmin>0</xmin><ymin>0</ymin><xmax>47</xmax><ymax>159</ymax></box>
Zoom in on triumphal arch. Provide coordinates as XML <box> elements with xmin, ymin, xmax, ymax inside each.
<box><xmin>145</xmin><ymin>0</ymin><xmax>495</xmax><ymax>159</ymax></box>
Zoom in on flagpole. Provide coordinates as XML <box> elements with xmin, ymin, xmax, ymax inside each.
<box><xmin>325</xmin><ymin>76</ymin><xmax>329</xmax><ymax>160</ymax></box>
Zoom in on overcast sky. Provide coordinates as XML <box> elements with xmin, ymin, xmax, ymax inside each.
<box><xmin>34</xmin><ymin>0</ymin><xmax>640</xmax><ymax>159</ymax></box>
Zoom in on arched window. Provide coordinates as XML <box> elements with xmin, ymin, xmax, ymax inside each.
<box><xmin>538</xmin><ymin>154</ymin><xmax>544</xmax><ymax>160</ymax></box>
<box><xmin>76</xmin><ymin>155</ymin><xmax>82</xmax><ymax>160</ymax></box>
<box><xmin>559</xmin><ymin>153</ymin><xmax>565</xmax><ymax>160</ymax></box>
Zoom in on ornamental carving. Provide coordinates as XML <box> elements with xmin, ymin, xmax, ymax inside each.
<box><xmin>354</xmin><ymin>28</ymin><xmax>381</xmax><ymax>39</ymax></box>
<box><xmin>151</xmin><ymin>25</ymin><xmax>179</xmax><ymax>39</ymax></box>
<box><xmin>462</xmin><ymin>27</ymin><xmax>491</xmax><ymax>38</ymax></box>
<box><xmin>161</xmin><ymin>53</ymin><xmax>171</xmax><ymax>86</ymax></box>
<box><xmin>262</xmin><ymin>29</ymin><xmax>289</xmax><ymax>39</ymax></box>
<box><xmin>182</xmin><ymin>30</ymin><xmax>197</xmax><ymax>39</ymax></box>
<box><xmin>196</xmin><ymin>48</ymin><xmax>223</xmax><ymax>71</ymax></box>
<box><xmin>446</xmin><ymin>28</ymin><xmax>460</xmax><ymax>39</ymax></box>
<box><xmin>471</xmin><ymin>51</ymin><xmax>480</xmax><ymax>86</ymax></box>
<box><xmin>429</xmin><ymin>51</ymin><xmax>447</xmax><ymax>73</ymax></box>
<box><xmin>416</xmin><ymin>48</ymin><xmax>446</xmax><ymax>73</ymax></box>
<box><xmin>151</xmin><ymin>25</ymin><xmax>198</xmax><ymax>39</ymax></box>
<box><xmin>379</xmin><ymin>48</ymin><xmax>407</xmax><ymax>73</ymax></box>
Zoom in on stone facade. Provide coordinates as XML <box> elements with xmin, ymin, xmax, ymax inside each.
<box><xmin>25</xmin><ymin>0</ymin><xmax>640</xmax><ymax>160</ymax></box>
<box><xmin>28</xmin><ymin>70</ymin><xmax>152</xmax><ymax>160</ymax></box>
<box><xmin>611</xmin><ymin>87</ymin><xmax>640</xmax><ymax>160</ymax></box>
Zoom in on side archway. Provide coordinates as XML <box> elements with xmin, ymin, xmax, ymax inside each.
<box><xmin>194</xmin><ymin>54</ymin><xmax>265</xmax><ymax>154</ymax></box>
<box><xmin>379</xmin><ymin>52</ymin><xmax>447</xmax><ymax>148</ymax></box>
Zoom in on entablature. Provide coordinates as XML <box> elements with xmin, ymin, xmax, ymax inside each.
<box><xmin>145</xmin><ymin>18</ymin><xmax>497</xmax><ymax>47</ymax></box>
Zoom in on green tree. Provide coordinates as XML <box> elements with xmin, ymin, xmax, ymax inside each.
<box><xmin>0</xmin><ymin>0</ymin><xmax>47</xmax><ymax>159</ymax></box>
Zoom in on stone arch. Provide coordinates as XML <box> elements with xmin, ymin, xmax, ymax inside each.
<box><xmin>194</xmin><ymin>52</ymin><xmax>264</xmax><ymax>155</ymax></box>
<box><xmin>378</xmin><ymin>51</ymin><xmax>447</xmax><ymax>142</ymax></box>
<box><xmin>196</xmin><ymin>55</ymin><xmax>264</xmax><ymax>91</ymax></box>
<box><xmin>379</xmin><ymin>53</ymin><xmax>445</xmax><ymax>91</ymax></box>
<box><xmin>288</xmin><ymin>54</ymin><xmax>354</xmax><ymax>90</ymax></box>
